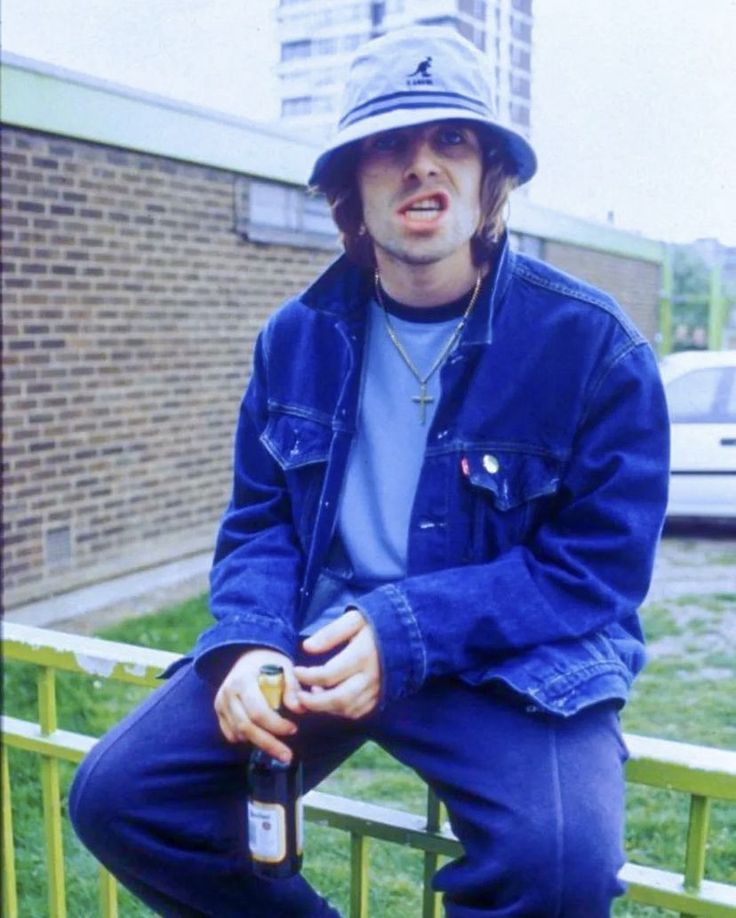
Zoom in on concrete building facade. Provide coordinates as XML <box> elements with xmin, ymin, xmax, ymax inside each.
<box><xmin>1</xmin><ymin>54</ymin><xmax>663</xmax><ymax>608</ymax></box>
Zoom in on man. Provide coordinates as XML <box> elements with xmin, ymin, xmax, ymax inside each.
<box><xmin>71</xmin><ymin>26</ymin><xmax>669</xmax><ymax>917</ymax></box>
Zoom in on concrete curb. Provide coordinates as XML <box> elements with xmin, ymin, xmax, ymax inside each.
<box><xmin>4</xmin><ymin>552</ymin><xmax>212</xmax><ymax>629</ymax></box>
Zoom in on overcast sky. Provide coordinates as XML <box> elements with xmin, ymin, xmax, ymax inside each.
<box><xmin>4</xmin><ymin>0</ymin><xmax>735</xmax><ymax>245</ymax></box>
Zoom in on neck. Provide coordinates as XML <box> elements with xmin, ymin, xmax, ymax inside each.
<box><xmin>374</xmin><ymin>247</ymin><xmax>484</xmax><ymax>307</ymax></box>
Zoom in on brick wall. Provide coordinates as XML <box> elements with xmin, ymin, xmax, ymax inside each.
<box><xmin>1</xmin><ymin>126</ymin><xmax>662</xmax><ymax>607</ymax></box>
<box><xmin>2</xmin><ymin>127</ymin><xmax>333</xmax><ymax>606</ymax></box>
<box><xmin>544</xmin><ymin>240</ymin><xmax>661</xmax><ymax>343</ymax></box>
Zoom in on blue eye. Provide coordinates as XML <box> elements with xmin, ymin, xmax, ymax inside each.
<box><xmin>438</xmin><ymin>127</ymin><xmax>466</xmax><ymax>146</ymax></box>
<box><xmin>370</xmin><ymin>132</ymin><xmax>404</xmax><ymax>152</ymax></box>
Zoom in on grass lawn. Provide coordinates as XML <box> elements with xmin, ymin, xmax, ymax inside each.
<box><xmin>3</xmin><ymin>592</ymin><xmax>735</xmax><ymax>916</ymax></box>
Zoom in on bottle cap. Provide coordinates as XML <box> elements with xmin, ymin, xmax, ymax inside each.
<box><xmin>257</xmin><ymin>664</ymin><xmax>285</xmax><ymax>711</ymax></box>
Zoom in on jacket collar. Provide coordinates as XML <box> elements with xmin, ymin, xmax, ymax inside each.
<box><xmin>299</xmin><ymin>233</ymin><xmax>515</xmax><ymax>345</ymax></box>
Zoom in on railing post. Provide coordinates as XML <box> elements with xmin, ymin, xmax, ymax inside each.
<box><xmin>707</xmin><ymin>262</ymin><xmax>724</xmax><ymax>351</ymax></box>
<box><xmin>422</xmin><ymin>788</ymin><xmax>443</xmax><ymax>918</ymax></box>
<box><xmin>659</xmin><ymin>244</ymin><xmax>674</xmax><ymax>357</ymax></box>
<box><xmin>38</xmin><ymin>666</ymin><xmax>67</xmax><ymax>918</ymax></box>
<box><xmin>683</xmin><ymin>793</ymin><xmax>711</xmax><ymax>891</ymax></box>
<box><xmin>2</xmin><ymin>744</ymin><xmax>19</xmax><ymax>918</ymax></box>
<box><xmin>99</xmin><ymin>866</ymin><xmax>119</xmax><ymax>918</ymax></box>
<box><xmin>349</xmin><ymin>832</ymin><xmax>369</xmax><ymax>917</ymax></box>
<box><xmin>678</xmin><ymin>793</ymin><xmax>712</xmax><ymax>918</ymax></box>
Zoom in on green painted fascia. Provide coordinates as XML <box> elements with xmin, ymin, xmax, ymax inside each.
<box><xmin>1</xmin><ymin>54</ymin><xmax>318</xmax><ymax>187</ymax></box>
<box><xmin>2</xmin><ymin>53</ymin><xmax>664</xmax><ymax>265</ymax></box>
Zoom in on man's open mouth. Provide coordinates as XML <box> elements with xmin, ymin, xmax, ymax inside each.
<box><xmin>398</xmin><ymin>192</ymin><xmax>449</xmax><ymax>221</ymax></box>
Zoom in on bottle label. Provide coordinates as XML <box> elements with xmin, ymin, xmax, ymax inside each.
<box><xmin>248</xmin><ymin>800</ymin><xmax>286</xmax><ymax>864</ymax></box>
<box><xmin>296</xmin><ymin>794</ymin><xmax>304</xmax><ymax>855</ymax></box>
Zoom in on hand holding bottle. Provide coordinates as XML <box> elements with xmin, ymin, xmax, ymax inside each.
<box><xmin>247</xmin><ymin>664</ymin><xmax>304</xmax><ymax>878</ymax></box>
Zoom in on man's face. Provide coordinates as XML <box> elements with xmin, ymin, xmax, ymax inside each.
<box><xmin>356</xmin><ymin>120</ymin><xmax>483</xmax><ymax>270</ymax></box>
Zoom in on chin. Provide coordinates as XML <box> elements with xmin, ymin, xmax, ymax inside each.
<box><xmin>379</xmin><ymin>238</ymin><xmax>463</xmax><ymax>267</ymax></box>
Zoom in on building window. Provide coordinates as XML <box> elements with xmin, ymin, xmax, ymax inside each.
<box><xmin>459</xmin><ymin>0</ymin><xmax>487</xmax><ymax>19</ymax></box>
<box><xmin>281</xmin><ymin>40</ymin><xmax>311</xmax><ymax>62</ymax></box>
<box><xmin>371</xmin><ymin>1</ymin><xmax>386</xmax><ymax>27</ymax></box>
<box><xmin>510</xmin><ymin>44</ymin><xmax>531</xmax><ymax>70</ymax></box>
<box><xmin>281</xmin><ymin>96</ymin><xmax>313</xmax><ymax>117</ymax></box>
<box><xmin>314</xmin><ymin>37</ymin><xmax>338</xmax><ymax>55</ymax></box>
<box><xmin>510</xmin><ymin>16</ymin><xmax>532</xmax><ymax>42</ymax></box>
<box><xmin>510</xmin><ymin>74</ymin><xmax>530</xmax><ymax>98</ymax></box>
<box><xmin>509</xmin><ymin>101</ymin><xmax>530</xmax><ymax>127</ymax></box>
<box><xmin>235</xmin><ymin>178</ymin><xmax>339</xmax><ymax>251</ymax></box>
<box><xmin>511</xmin><ymin>0</ymin><xmax>532</xmax><ymax>14</ymax></box>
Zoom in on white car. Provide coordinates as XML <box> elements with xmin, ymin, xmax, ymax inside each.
<box><xmin>659</xmin><ymin>349</ymin><xmax>736</xmax><ymax>520</ymax></box>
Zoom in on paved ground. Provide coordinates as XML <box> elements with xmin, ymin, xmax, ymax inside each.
<box><xmin>647</xmin><ymin>526</ymin><xmax>736</xmax><ymax>602</ymax></box>
<box><xmin>5</xmin><ymin>526</ymin><xmax>736</xmax><ymax>635</ymax></box>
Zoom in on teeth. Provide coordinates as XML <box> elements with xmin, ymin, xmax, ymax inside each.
<box><xmin>406</xmin><ymin>208</ymin><xmax>440</xmax><ymax>220</ymax></box>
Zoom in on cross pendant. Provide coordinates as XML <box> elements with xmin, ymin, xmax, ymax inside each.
<box><xmin>412</xmin><ymin>383</ymin><xmax>434</xmax><ymax>425</ymax></box>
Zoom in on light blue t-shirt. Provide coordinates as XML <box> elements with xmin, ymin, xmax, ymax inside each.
<box><xmin>301</xmin><ymin>293</ymin><xmax>470</xmax><ymax>635</ymax></box>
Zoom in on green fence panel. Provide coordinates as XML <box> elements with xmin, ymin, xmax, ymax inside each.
<box><xmin>3</xmin><ymin>623</ymin><xmax>735</xmax><ymax>917</ymax></box>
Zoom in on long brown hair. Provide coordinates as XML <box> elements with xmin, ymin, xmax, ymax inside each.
<box><xmin>313</xmin><ymin>128</ymin><xmax>518</xmax><ymax>268</ymax></box>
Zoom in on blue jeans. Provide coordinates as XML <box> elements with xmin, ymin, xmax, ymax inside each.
<box><xmin>69</xmin><ymin>663</ymin><xmax>628</xmax><ymax>917</ymax></box>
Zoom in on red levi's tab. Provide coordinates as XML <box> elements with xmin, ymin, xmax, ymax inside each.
<box><xmin>460</xmin><ymin>456</ymin><xmax>470</xmax><ymax>477</ymax></box>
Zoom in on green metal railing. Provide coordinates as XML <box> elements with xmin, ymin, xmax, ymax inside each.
<box><xmin>3</xmin><ymin>622</ymin><xmax>736</xmax><ymax>917</ymax></box>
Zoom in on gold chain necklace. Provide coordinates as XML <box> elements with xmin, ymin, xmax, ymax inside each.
<box><xmin>374</xmin><ymin>270</ymin><xmax>482</xmax><ymax>424</ymax></box>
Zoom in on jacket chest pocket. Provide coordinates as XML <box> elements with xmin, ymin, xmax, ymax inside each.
<box><xmin>463</xmin><ymin>448</ymin><xmax>563</xmax><ymax>559</ymax></box>
<box><xmin>261</xmin><ymin>410</ymin><xmax>333</xmax><ymax>550</ymax></box>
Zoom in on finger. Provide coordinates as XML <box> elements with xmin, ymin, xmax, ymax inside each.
<box><xmin>216</xmin><ymin>709</ymin><xmax>237</xmax><ymax>744</ymax></box>
<box><xmin>302</xmin><ymin>608</ymin><xmax>364</xmax><ymax>654</ymax></box>
<box><xmin>282</xmin><ymin>670</ymin><xmax>307</xmax><ymax>714</ymax></box>
<box><xmin>248</xmin><ymin>699</ymin><xmax>298</xmax><ymax>737</ymax></box>
<box><xmin>223</xmin><ymin>687</ymin><xmax>297</xmax><ymax>739</ymax></box>
<box><xmin>296</xmin><ymin>626</ymin><xmax>373</xmax><ymax>688</ymax></box>
<box><xmin>246</xmin><ymin>721</ymin><xmax>295</xmax><ymax>764</ymax></box>
<box><xmin>218</xmin><ymin>694</ymin><xmax>296</xmax><ymax>762</ymax></box>
<box><xmin>297</xmin><ymin>673</ymin><xmax>376</xmax><ymax>718</ymax></box>
<box><xmin>294</xmin><ymin>643</ymin><xmax>360</xmax><ymax>688</ymax></box>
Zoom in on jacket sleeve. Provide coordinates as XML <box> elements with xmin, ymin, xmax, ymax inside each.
<box><xmin>356</xmin><ymin>341</ymin><xmax>670</xmax><ymax>706</ymax></box>
<box><xmin>191</xmin><ymin>330</ymin><xmax>304</xmax><ymax>683</ymax></box>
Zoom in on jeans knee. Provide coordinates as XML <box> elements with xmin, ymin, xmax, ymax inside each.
<box><xmin>439</xmin><ymin>817</ymin><xmax>623</xmax><ymax>916</ymax></box>
<box><xmin>69</xmin><ymin>742</ymin><xmax>130</xmax><ymax>855</ymax></box>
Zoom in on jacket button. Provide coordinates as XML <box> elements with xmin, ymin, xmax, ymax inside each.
<box><xmin>483</xmin><ymin>454</ymin><xmax>500</xmax><ymax>474</ymax></box>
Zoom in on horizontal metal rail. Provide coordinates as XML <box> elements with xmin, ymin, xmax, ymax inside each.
<box><xmin>3</xmin><ymin>623</ymin><xmax>735</xmax><ymax>917</ymax></box>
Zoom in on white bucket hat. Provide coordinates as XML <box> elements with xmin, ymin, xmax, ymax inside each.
<box><xmin>308</xmin><ymin>25</ymin><xmax>537</xmax><ymax>188</ymax></box>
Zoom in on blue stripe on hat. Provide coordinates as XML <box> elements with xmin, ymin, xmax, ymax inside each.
<box><xmin>339</xmin><ymin>90</ymin><xmax>491</xmax><ymax>130</ymax></box>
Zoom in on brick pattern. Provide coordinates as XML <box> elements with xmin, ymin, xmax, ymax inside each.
<box><xmin>2</xmin><ymin>127</ymin><xmax>332</xmax><ymax>606</ymax></box>
<box><xmin>1</xmin><ymin>127</ymin><xmax>661</xmax><ymax>607</ymax></box>
<box><xmin>544</xmin><ymin>240</ymin><xmax>661</xmax><ymax>342</ymax></box>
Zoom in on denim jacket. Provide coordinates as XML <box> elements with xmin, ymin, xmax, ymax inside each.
<box><xmin>192</xmin><ymin>236</ymin><xmax>670</xmax><ymax>717</ymax></box>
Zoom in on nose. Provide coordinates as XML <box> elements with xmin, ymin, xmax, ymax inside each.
<box><xmin>402</xmin><ymin>136</ymin><xmax>440</xmax><ymax>182</ymax></box>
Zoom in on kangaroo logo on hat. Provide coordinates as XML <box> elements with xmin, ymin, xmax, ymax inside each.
<box><xmin>407</xmin><ymin>56</ymin><xmax>433</xmax><ymax>86</ymax></box>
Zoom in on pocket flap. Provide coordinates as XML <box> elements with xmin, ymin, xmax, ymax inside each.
<box><xmin>261</xmin><ymin>411</ymin><xmax>333</xmax><ymax>469</ymax></box>
<box><xmin>464</xmin><ymin>449</ymin><xmax>562</xmax><ymax>510</ymax></box>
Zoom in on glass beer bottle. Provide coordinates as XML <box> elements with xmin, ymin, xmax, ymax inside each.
<box><xmin>247</xmin><ymin>663</ymin><xmax>303</xmax><ymax>878</ymax></box>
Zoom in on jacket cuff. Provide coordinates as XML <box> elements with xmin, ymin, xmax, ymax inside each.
<box><xmin>192</xmin><ymin>613</ymin><xmax>297</xmax><ymax>685</ymax></box>
<box><xmin>357</xmin><ymin>584</ymin><xmax>427</xmax><ymax>707</ymax></box>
